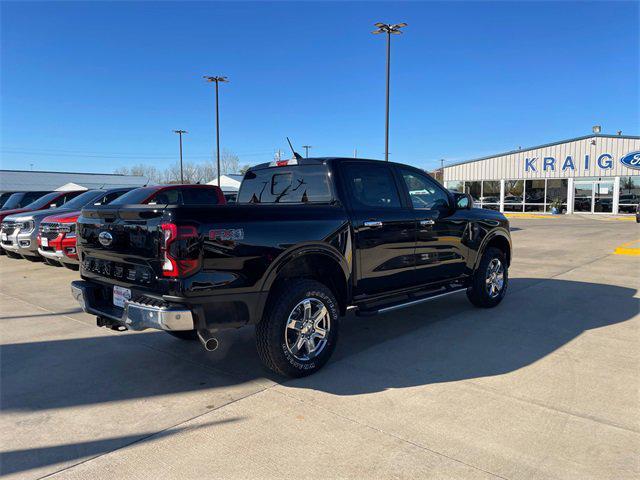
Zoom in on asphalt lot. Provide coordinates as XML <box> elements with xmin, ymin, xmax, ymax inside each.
<box><xmin>1</xmin><ymin>215</ymin><xmax>638</xmax><ymax>480</ymax></box>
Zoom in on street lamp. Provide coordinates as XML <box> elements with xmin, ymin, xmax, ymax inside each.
<box><xmin>372</xmin><ymin>22</ymin><xmax>407</xmax><ymax>161</ymax></box>
<box><xmin>173</xmin><ymin>130</ymin><xmax>187</xmax><ymax>183</ymax></box>
<box><xmin>302</xmin><ymin>145</ymin><xmax>312</xmax><ymax>158</ymax></box>
<box><xmin>203</xmin><ymin>75</ymin><xmax>229</xmax><ymax>186</ymax></box>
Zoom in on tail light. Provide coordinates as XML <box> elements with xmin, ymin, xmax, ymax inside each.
<box><xmin>160</xmin><ymin>223</ymin><xmax>200</xmax><ymax>277</ymax></box>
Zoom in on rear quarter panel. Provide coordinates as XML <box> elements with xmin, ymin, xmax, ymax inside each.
<box><xmin>170</xmin><ymin>204</ymin><xmax>351</xmax><ymax>297</ymax></box>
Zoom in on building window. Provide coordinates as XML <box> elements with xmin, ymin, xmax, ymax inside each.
<box><xmin>504</xmin><ymin>180</ymin><xmax>524</xmax><ymax>212</ymax></box>
<box><xmin>546</xmin><ymin>179</ymin><xmax>568</xmax><ymax>213</ymax></box>
<box><xmin>619</xmin><ymin>176</ymin><xmax>640</xmax><ymax>214</ymax></box>
<box><xmin>481</xmin><ymin>181</ymin><xmax>500</xmax><ymax>210</ymax></box>
<box><xmin>524</xmin><ymin>180</ymin><xmax>545</xmax><ymax>212</ymax></box>
<box><xmin>445</xmin><ymin>180</ymin><xmax>464</xmax><ymax>192</ymax></box>
<box><xmin>465</xmin><ymin>181</ymin><xmax>482</xmax><ymax>207</ymax></box>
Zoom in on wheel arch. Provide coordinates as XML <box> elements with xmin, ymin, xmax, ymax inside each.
<box><xmin>259</xmin><ymin>245</ymin><xmax>351</xmax><ymax>319</ymax></box>
<box><xmin>477</xmin><ymin>229</ymin><xmax>511</xmax><ymax>268</ymax></box>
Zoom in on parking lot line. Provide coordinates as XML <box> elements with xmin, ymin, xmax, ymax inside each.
<box><xmin>504</xmin><ymin>213</ymin><xmax>555</xmax><ymax>219</ymax></box>
<box><xmin>613</xmin><ymin>239</ymin><xmax>640</xmax><ymax>256</ymax></box>
<box><xmin>603</xmin><ymin>216</ymin><xmax>637</xmax><ymax>222</ymax></box>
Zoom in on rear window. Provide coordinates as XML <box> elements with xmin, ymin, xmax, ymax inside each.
<box><xmin>181</xmin><ymin>187</ymin><xmax>220</xmax><ymax>205</ymax></box>
<box><xmin>238</xmin><ymin>165</ymin><xmax>333</xmax><ymax>204</ymax></box>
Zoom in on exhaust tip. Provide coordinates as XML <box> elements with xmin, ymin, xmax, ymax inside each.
<box><xmin>197</xmin><ymin>330</ymin><xmax>219</xmax><ymax>352</ymax></box>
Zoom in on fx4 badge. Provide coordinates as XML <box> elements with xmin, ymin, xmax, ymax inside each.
<box><xmin>209</xmin><ymin>228</ymin><xmax>244</xmax><ymax>241</ymax></box>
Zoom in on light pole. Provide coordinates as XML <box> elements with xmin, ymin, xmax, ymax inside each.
<box><xmin>173</xmin><ymin>130</ymin><xmax>187</xmax><ymax>183</ymax></box>
<box><xmin>302</xmin><ymin>145</ymin><xmax>312</xmax><ymax>158</ymax></box>
<box><xmin>203</xmin><ymin>75</ymin><xmax>229</xmax><ymax>186</ymax></box>
<box><xmin>372</xmin><ymin>22</ymin><xmax>407</xmax><ymax>161</ymax></box>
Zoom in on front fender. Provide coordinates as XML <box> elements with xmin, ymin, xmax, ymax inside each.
<box><xmin>474</xmin><ymin>227</ymin><xmax>512</xmax><ymax>270</ymax></box>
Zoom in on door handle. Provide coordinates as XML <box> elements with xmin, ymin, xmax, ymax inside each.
<box><xmin>364</xmin><ymin>220</ymin><xmax>383</xmax><ymax>228</ymax></box>
<box><xmin>420</xmin><ymin>219</ymin><xmax>435</xmax><ymax>226</ymax></box>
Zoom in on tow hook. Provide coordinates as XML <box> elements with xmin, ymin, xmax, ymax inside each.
<box><xmin>96</xmin><ymin>316</ymin><xmax>127</xmax><ymax>332</ymax></box>
<box><xmin>197</xmin><ymin>329</ymin><xmax>219</xmax><ymax>352</ymax></box>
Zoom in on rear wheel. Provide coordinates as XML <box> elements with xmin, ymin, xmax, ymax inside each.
<box><xmin>466</xmin><ymin>247</ymin><xmax>508</xmax><ymax>308</ymax></box>
<box><xmin>256</xmin><ymin>279</ymin><xmax>339</xmax><ymax>378</ymax></box>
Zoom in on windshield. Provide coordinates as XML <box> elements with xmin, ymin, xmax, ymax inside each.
<box><xmin>22</xmin><ymin>192</ymin><xmax>62</xmax><ymax>210</ymax></box>
<box><xmin>238</xmin><ymin>165</ymin><xmax>333</xmax><ymax>204</ymax></box>
<box><xmin>0</xmin><ymin>193</ymin><xmax>15</xmax><ymax>209</ymax></box>
<box><xmin>61</xmin><ymin>190</ymin><xmax>106</xmax><ymax>210</ymax></box>
<box><xmin>108</xmin><ymin>187</ymin><xmax>156</xmax><ymax>205</ymax></box>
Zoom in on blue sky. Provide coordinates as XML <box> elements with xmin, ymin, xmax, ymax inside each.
<box><xmin>1</xmin><ymin>1</ymin><xmax>638</xmax><ymax>173</ymax></box>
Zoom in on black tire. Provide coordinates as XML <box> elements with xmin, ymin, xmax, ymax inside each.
<box><xmin>466</xmin><ymin>247</ymin><xmax>508</xmax><ymax>308</ymax></box>
<box><xmin>44</xmin><ymin>258</ymin><xmax>62</xmax><ymax>267</ymax></box>
<box><xmin>256</xmin><ymin>279</ymin><xmax>339</xmax><ymax>378</ymax></box>
<box><xmin>166</xmin><ymin>330</ymin><xmax>198</xmax><ymax>341</ymax></box>
<box><xmin>4</xmin><ymin>250</ymin><xmax>22</xmax><ymax>259</ymax></box>
<box><xmin>63</xmin><ymin>263</ymin><xmax>80</xmax><ymax>271</ymax></box>
<box><xmin>22</xmin><ymin>255</ymin><xmax>42</xmax><ymax>262</ymax></box>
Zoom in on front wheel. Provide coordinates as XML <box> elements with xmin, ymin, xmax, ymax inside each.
<box><xmin>466</xmin><ymin>247</ymin><xmax>508</xmax><ymax>308</ymax></box>
<box><xmin>256</xmin><ymin>279</ymin><xmax>339</xmax><ymax>378</ymax></box>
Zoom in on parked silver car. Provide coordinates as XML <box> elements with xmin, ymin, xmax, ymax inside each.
<box><xmin>1</xmin><ymin>189</ymin><xmax>132</xmax><ymax>260</ymax></box>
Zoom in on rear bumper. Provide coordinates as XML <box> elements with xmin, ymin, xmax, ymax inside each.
<box><xmin>71</xmin><ymin>280</ymin><xmax>195</xmax><ymax>331</ymax></box>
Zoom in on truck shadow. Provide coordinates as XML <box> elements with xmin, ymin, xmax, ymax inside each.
<box><xmin>302</xmin><ymin>277</ymin><xmax>639</xmax><ymax>394</ymax></box>
<box><xmin>2</xmin><ymin>277</ymin><xmax>637</xmax><ymax>408</ymax></box>
<box><xmin>1</xmin><ymin>278</ymin><xmax>637</xmax><ymax>476</ymax></box>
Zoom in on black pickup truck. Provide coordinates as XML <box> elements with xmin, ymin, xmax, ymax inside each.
<box><xmin>71</xmin><ymin>158</ymin><xmax>511</xmax><ymax>377</ymax></box>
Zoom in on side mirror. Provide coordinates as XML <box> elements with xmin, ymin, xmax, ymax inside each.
<box><xmin>454</xmin><ymin>193</ymin><xmax>473</xmax><ymax>210</ymax></box>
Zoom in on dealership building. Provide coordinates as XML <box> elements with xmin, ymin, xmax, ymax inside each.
<box><xmin>443</xmin><ymin>133</ymin><xmax>640</xmax><ymax>214</ymax></box>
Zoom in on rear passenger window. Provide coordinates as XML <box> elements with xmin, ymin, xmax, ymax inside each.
<box><xmin>181</xmin><ymin>188</ymin><xmax>220</xmax><ymax>205</ymax></box>
<box><xmin>343</xmin><ymin>164</ymin><xmax>401</xmax><ymax>209</ymax></box>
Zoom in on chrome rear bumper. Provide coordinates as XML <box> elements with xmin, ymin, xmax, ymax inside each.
<box><xmin>71</xmin><ymin>280</ymin><xmax>194</xmax><ymax>331</ymax></box>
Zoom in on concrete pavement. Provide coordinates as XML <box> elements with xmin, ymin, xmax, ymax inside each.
<box><xmin>1</xmin><ymin>216</ymin><xmax>638</xmax><ymax>479</ymax></box>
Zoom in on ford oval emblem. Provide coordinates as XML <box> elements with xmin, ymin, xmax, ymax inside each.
<box><xmin>620</xmin><ymin>151</ymin><xmax>640</xmax><ymax>170</ymax></box>
<box><xmin>98</xmin><ymin>231</ymin><xmax>113</xmax><ymax>247</ymax></box>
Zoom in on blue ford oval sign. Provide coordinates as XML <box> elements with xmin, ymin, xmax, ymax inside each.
<box><xmin>620</xmin><ymin>151</ymin><xmax>640</xmax><ymax>170</ymax></box>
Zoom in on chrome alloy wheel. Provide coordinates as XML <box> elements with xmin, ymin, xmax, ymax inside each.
<box><xmin>485</xmin><ymin>258</ymin><xmax>505</xmax><ymax>298</ymax></box>
<box><xmin>285</xmin><ymin>298</ymin><xmax>331</xmax><ymax>361</ymax></box>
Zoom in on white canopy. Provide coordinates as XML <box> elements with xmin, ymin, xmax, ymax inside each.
<box><xmin>55</xmin><ymin>182</ymin><xmax>88</xmax><ymax>191</ymax></box>
<box><xmin>207</xmin><ymin>174</ymin><xmax>243</xmax><ymax>192</ymax></box>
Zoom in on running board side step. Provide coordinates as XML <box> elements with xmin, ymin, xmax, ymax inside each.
<box><xmin>354</xmin><ymin>286</ymin><xmax>467</xmax><ymax>317</ymax></box>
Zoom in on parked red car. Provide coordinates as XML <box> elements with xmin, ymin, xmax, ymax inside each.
<box><xmin>38</xmin><ymin>211</ymin><xmax>81</xmax><ymax>268</ymax></box>
<box><xmin>106</xmin><ymin>184</ymin><xmax>226</xmax><ymax>207</ymax></box>
<box><xmin>37</xmin><ymin>184</ymin><xmax>225</xmax><ymax>269</ymax></box>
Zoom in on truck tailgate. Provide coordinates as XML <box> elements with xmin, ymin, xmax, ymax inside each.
<box><xmin>77</xmin><ymin>205</ymin><xmax>166</xmax><ymax>290</ymax></box>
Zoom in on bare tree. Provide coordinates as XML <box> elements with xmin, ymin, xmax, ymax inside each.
<box><xmin>220</xmin><ymin>149</ymin><xmax>240</xmax><ymax>174</ymax></box>
<box><xmin>239</xmin><ymin>164</ymin><xmax>251</xmax><ymax>174</ymax></box>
